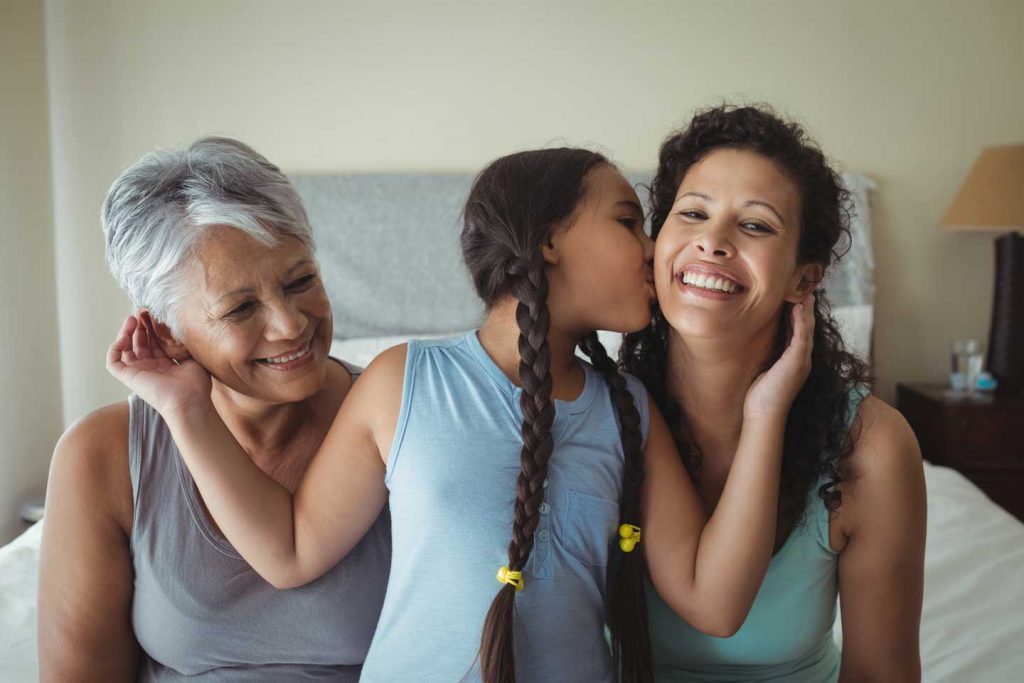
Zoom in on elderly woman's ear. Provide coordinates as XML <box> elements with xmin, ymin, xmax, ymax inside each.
<box><xmin>138</xmin><ymin>310</ymin><xmax>191</xmax><ymax>362</ymax></box>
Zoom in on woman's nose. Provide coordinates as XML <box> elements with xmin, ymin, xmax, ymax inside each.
<box><xmin>265</xmin><ymin>297</ymin><xmax>307</xmax><ymax>341</ymax></box>
<box><xmin>695</xmin><ymin>222</ymin><xmax>734</xmax><ymax>258</ymax></box>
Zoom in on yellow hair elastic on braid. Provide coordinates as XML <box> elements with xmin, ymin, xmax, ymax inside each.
<box><xmin>496</xmin><ymin>566</ymin><xmax>524</xmax><ymax>591</ymax></box>
<box><xmin>618</xmin><ymin>523</ymin><xmax>642</xmax><ymax>553</ymax></box>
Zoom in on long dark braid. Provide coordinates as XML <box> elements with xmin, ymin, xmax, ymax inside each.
<box><xmin>579</xmin><ymin>333</ymin><xmax>652</xmax><ymax>683</ymax></box>
<box><xmin>479</xmin><ymin>253</ymin><xmax>555</xmax><ymax>683</ymax></box>
<box><xmin>462</xmin><ymin>148</ymin><xmax>651</xmax><ymax>682</ymax></box>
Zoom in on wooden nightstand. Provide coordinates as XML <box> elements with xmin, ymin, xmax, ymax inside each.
<box><xmin>897</xmin><ymin>383</ymin><xmax>1024</xmax><ymax>522</ymax></box>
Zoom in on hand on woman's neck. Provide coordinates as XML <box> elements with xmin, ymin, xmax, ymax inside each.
<box><xmin>666</xmin><ymin>320</ymin><xmax>778</xmax><ymax>446</ymax></box>
<box><xmin>477</xmin><ymin>299</ymin><xmax>585</xmax><ymax>402</ymax></box>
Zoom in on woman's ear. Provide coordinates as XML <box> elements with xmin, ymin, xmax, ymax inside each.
<box><xmin>138</xmin><ymin>310</ymin><xmax>190</xmax><ymax>362</ymax></box>
<box><xmin>785</xmin><ymin>262</ymin><xmax>824</xmax><ymax>304</ymax></box>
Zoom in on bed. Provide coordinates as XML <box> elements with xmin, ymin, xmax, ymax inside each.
<box><xmin>4</xmin><ymin>170</ymin><xmax>1021</xmax><ymax>680</ymax></box>
<box><xmin>5</xmin><ymin>462</ymin><xmax>1023</xmax><ymax>681</ymax></box>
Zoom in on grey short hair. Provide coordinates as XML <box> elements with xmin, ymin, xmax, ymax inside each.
<box><xmin>102</xmin><ymin>136</ymin><xmax>315</xmax><ymax>337</ymax></box>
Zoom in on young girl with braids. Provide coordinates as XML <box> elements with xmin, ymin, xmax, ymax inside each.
<box><xmin>107</xmin><ymin>148</ymin><xmax>815</xmax><ymax>682</ymax></box>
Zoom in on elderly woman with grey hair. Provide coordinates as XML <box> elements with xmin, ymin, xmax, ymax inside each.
<box><xmin>37</xmin><ymin>137</ymin><xmax>391</xmax><ymax>681</ymax></box>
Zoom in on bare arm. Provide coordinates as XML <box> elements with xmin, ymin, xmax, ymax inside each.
<box><xmin>643</xmin><ymin>298</ymin><xmax>813</xmax><ymax>636</ymax></box>
<box><xmin>37</xmin><ymin>403</ymin><xmax>140</xmax><ymax>682</ymax></box>
<box><xmin>837</xmin><ymin>397</ymin><xmax>926</xmax><ymax>682</ymax></box>
<box><xmin>106</xmin><ymin>316</ymin><xmax>404</xmax><ymax>589</ymax></box>
<box><xmin>642</xmin><ymin>400</ymin><xmax>786</xmax><ymax>636</ymax></box>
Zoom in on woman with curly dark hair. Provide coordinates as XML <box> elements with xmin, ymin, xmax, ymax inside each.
<box><xmin>622</xmin><ymin>105</ymin><xmax>926</xmax><ymax>682</ymax></box>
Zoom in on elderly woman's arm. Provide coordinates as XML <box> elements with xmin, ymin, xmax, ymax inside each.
<box><xmin>836</xmin><ymin>397</ymin><xmax>926</xmax><ymax>682</ymax></box>
<box><xmin>37</xmin><ymin>403</ymin><xmax>139</xmax><ymax>682</ymax></box>
<box><xmin>107</xmin><ymin>317</ymin><xmax>402</xmax><ymax>590</ymax></box>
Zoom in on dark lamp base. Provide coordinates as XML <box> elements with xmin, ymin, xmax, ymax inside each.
<box><xmin>988</xmin><ymin>232</ymin><xmax>1024</xmax><ymax>394</ymax></box>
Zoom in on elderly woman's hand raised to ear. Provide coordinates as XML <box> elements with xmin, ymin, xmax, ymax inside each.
<box><xmin>107</xmin><ymin>314</ymin><xmax>212</xmax><ymax>419</ymax></box>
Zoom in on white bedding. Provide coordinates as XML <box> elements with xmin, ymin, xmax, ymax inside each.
<box><xmin>4</xmin><ymin>462</ymin><xmax>1023</xmax><ymax>681</ymax></box>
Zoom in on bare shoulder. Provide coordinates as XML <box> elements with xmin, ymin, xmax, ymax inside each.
<box><xmin>47</xmin><ymin>401</ymin><xmax>134</xmax><ymax>533</ymax></box>
<box><xmin>348</xmin><ymin>343</ymin><xmax>408</xmax><ymax>403</ymax></box>
<box><xmin>848</xmin><ymin>395</ymin><xmax>922</xmax><ymax>477</ymax></box>
<box><xmin>332</xmin><ymin>344</ymin><xmax>408</xmax><ymax>452</ymax></box>
<box><xmin>837</xmin><ymin>394</ymin><xmax>925</xmax><ymax>534</ymax></box>
<box><xmin>361</xmin><ymin>343</ymin><xmax>409</xmax><ymax>380</ymax></box>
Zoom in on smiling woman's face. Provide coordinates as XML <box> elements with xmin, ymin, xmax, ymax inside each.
<box><xmin>654</xmin><ymin>148</ymin><xmax>820</xmax><ymax>342</ymax></box>
<box><xmin>173</xmin><ymin>227</ymin><xmax>334</xmax><ymax>405</ymax></box>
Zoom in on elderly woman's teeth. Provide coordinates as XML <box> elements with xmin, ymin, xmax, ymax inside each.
<box><xmin>261</xmin><ymin>345</ymin><xmax>310</xmax><ymax>364</ymax></box>
<box><xmin>681</xmin><ymin>272</ymin><xmax>739</xmax><ymax>293</ymax></box>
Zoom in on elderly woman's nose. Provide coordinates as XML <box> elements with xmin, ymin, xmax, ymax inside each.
<box><xmin>265</xmin><ymin>298</ymin><xmax>307</xmax><ymax>340</ymax></box>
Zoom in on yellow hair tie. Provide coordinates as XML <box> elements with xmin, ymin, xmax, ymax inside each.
<box><xmin>496</xmin><ymin>566</ymin><xmax>524</xmax><ymax>591</ymax></box>
<box><xmin>619</xmin><ymin>523</ymin><xmax>642</xmax><ymax>553</ymax></box>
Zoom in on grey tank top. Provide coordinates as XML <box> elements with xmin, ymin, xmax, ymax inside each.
<box><xmin>128</xmin><ymin>362</ymin><xmax>391</xmax><ymax>681</ymax></box>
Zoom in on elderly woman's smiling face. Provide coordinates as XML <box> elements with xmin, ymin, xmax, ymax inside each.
<box><xmin>170</xmin><ymin>227</ymin><xmax>334</xmax><ymax>405</ymax></box>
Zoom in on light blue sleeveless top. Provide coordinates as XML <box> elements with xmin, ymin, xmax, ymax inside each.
<box><xmin>647</xmin><ymin>385</ymin><xmax>869</xmax><ymax>682</ymax></box>
<box><xmin>360</xmin><ymin>332</ymin><xmax>650</xmax><ymax>682</ymax></box>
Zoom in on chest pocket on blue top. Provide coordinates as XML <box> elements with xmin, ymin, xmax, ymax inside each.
<box><xmin>563</xmin><ymin>490</ymin><xmax>618</xmax><ymax>568</ymax></box>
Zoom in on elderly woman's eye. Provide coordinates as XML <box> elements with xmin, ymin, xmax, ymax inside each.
<box><xmin>288</xmin><ymin>275</ymin><xmax>317</xmax><ymax>291</ymax></box>
<box><xmin>227</xmin><ymin>301</ymin><xmax>256</xmax><ymax>317</ymax></box>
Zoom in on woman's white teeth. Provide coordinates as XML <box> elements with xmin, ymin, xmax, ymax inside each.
<box><xmin>262</xmin><ymin>345</ymin><xmax>309</xmax><ymax>364</ymax></box>
<box><xmin>681</xmin><ymin>271</ymin><xmax>738</xmax><ymax>293</ymax></box>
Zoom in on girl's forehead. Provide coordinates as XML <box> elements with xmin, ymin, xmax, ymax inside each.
<box><xmin>586</xmin><ymin>165</ymin><xmax>642</xmax><ymax>211</ymax></box>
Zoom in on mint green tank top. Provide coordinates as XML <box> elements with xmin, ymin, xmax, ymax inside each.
<box><xmin>648</xmin><ymin>385</ymin><xmax>868</xmax><ymax>682</ymax></box>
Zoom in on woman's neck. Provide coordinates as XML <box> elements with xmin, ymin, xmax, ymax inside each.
<box><xmin>208</xmin><ymin>369</ymin><xmax>341</xmax><ymax>462</ymax></box>
<box><xmin>666</xmin><ymin>321</ymin><xmax>778</xmax><ymax>463</ymax></box>
<box><xmin>477</xmin><ymin>299</ymin><xmax>585</xmax><ymax>401</ymax></box>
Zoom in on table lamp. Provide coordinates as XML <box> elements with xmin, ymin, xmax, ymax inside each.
<box><xmin>941</xmin><ymin>144</ymin><xmax>1024</xmax><ymax>394</ymax></box>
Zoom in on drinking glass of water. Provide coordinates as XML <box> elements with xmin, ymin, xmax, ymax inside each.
<box><xmin>950</xmin><ymin>339</ymin><xmax>985</xmax><ymax>396</ymax></box>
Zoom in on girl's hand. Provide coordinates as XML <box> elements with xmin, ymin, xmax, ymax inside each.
<box><xmin>106</xmin><ymin>315</ymin><xmax>212</xmax><ymax>418</ymax></box>
<box><xmin>743</xmin><ymin>294</ymin><xmax>815</xmax><ymax>422</ymax></box>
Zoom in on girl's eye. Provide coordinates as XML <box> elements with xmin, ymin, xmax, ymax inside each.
<box><xmin>287</xmin><ymin>274</ymin><xmax>317</xmax><ymax>291</ymax></box>
<box><xmin>618</xmin><ymin>218</ymin><xmax>640</xmax><ymax>230</ymax></box>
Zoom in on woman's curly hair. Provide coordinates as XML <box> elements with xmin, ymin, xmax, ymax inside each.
<box><xmin>620</xmin><ymin>104</ymin><xmax>873</xmax><ymax>545</ymax></box>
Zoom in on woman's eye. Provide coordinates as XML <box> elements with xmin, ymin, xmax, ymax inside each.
<box><xmin>618</xmin><ymin>218</ymin><xmax>639</xmax><ymax>230</ymax></box>
<box><xmin>287</xmin><ymin>275</ymin><xmax>317</xmax><ymax>291</ymax></box>
<box><xmin>678</xmin><ymin>209</ymin><xmax>706</xmax><ymax>220</ymax></box>
<box><xmin>742</xmin><ymin>221</ymin><xmax>775</xmax><ymax>234</ymax></box>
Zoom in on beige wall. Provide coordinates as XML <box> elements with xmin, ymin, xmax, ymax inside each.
<box><xmin>41</xmin><ymin>0</ymin><xmax>1024</xmax><ymax>428</ymax></box>
<box><xmin>0</xmin><ymin>0</ymin><xmax>62</xmax><ymax>543</ymax></box>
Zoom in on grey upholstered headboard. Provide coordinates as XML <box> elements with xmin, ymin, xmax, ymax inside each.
<box><xmin>291</xmin><ymin>173</ymin><xmax>483</xmax><ymax>339</ymax></box>
<box><xmin>290</xmin><ymin>171</ymin><xmax>655</xmax><ymax>340</ymax></box>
